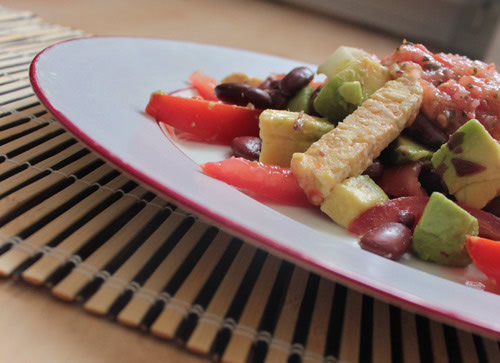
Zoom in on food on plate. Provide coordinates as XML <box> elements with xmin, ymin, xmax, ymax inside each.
<box><xmin>258</xmin><ymin>109</ymin><xmax>333</xmax><ymax>167</ymax></box>
<box><xmin>146</xmin><ymin>41</ymin><xmax>500</xmax><ymax>287</ymax></box>
<box><xmin>313</xmin><ymin>56</ymin><xmax>391</xmax><ymax>122</ymax></box>
<box><xmin>390</xmin><ymin>135</ymin><xmax>434</xmax><ymax>164</ymax></box>
<box><xmin>320</xmin><ymin>175</ymin><xmax>388</xmax><ymax>228</ymax></box>
<box><xmin>431</xmin><ymin>119</ymin><xmax>500</xmax><ymax>209</ymax></box>
<box><xmin>359</xmin><ymin>222</ymin><xmax>412</xmax><ymax>260</ymax></box>
<box><xmin>466</xmin><ymin>236</ymin><xmax>500</xmax><ymax>285</ymax></box>
<box><xmin>291</xmin><ymin>72</ymin><xmax>422</xmax><ymax>206</ymax></box>
<box><xmin>412</xmin><ymin>192</ymin><xmax>478</xmax><ymax>266</ymax></box>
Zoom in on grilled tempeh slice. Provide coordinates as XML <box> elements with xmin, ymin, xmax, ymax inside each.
<box><xmin>291</xmin><ymin>74</ymin><xmax>423</xmax><ymax>205</ymax></box>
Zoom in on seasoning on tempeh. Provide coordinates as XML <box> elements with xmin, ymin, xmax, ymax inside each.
<box><xmin>291</xmin><ymin>73</ymin><xmax>423</xmax><ymax>206</ymax></box>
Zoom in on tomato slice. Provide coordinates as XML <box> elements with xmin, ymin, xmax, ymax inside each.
<box><xmin>145</xmin><ymin>92</ymin><xmax>261</xmax><ymax>144</ymax></box>
<box><xmin>189</xmin><ymin>71</ymin><xmax>219</xmax><ymax>101</ymax></box>
<box><xmin>348</xmin><ymin>196</ymin><xmax>429</xmax><ymax>236</ymax></box>
<box><xmin>466</xmin><ymin>236</ymin><xmax>500</xmax><ymax>285</ymax></box>
<box><xmin>200</xmin><ymin>157</ymin><xmax>311</xmax><ymax>207</ymax></box>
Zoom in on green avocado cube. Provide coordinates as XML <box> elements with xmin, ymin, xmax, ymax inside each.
<box><xmin>391</xmin><ymin>136</ymin><xmax>434</xmax><ymax>164</ymax></box>
<box><xmin>320</xmin><ymin>175</ymin><xmax>388</xmax><ymax>228</ymax></box>
<box><xmin>431</xmin><ymin>119</ymin><xmax>500</xmax><ymax>208</ymax></box>
<box><xmin>317</xmin><ymin>46</ymin><xmax>369</xmax><ymax>79</ymax></box>
<box><xmin>412</xmin><ymin>192</ymin><xmax>478</xmax><ymax>266</ymax></box>
<box><xmin>259</xmin><ymin>109</ymin><xmax>334</xmax><ymax>167</ymax></box>
<box><xmin>287</xmin><ymin>85</ymin><xmax>315</xmax><ymax>113</ymax></box>
<box><xmin>313</xmin><ymin>57</ymin><xmax>390</xmax><ymax>123</ymax></box>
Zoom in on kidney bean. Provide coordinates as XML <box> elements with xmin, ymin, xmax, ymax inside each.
<box><xmin>268</xmin><ymin>89</ymin><xmax>288</xmax><ymax>109</ymax></box>
<box><xmin>231</xmin><ymin>136</ymin><xmax>262</xmax><ymax>161</ymax></box>
<box><xmin>362</xmin><ymin>160</ymin><xmax>384</xmax><ymax>181</ymax></box>
<box><xmin>359</xmin><ymin>222</ymin><xmax>412</xmax><ymax>260</ymax></box>
<box><xmin>215</xmin><ymin>83</ymin><xmax>273</xmax><ymax>109</ymax></box>
<box><xmin>279</xmin><ymin>67</ymin><xmax>314</xmax><ymax>96</ymax></box>
<box><xmin>403</xmin><ymin>113</ymin><xmax>449</xmax><ymax>149</ymax></box>
<box><xmin>398</xmin><ymin>210</ymin><xmax>416</xmax><ymax>228</ymax></box>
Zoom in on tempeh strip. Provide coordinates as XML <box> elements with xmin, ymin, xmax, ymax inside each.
<box><xmin>291</xmin><ymin>74</ymin><xmax>423</xmax><ymax>205</ymax></box>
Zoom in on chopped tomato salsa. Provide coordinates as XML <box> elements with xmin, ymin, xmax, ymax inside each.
<box><xmin>383</xmin><ymin>42</ymin><xmax>500</xmax><ymax>139</ymax></box>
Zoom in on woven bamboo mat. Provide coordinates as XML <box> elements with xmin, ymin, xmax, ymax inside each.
<box><xmin>0</xmin><ymin>6</ymin><xmax>499</xmax><ymax>363</ymax></box>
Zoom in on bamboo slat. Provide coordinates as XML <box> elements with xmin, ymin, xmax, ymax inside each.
<box><xmin>51</xmin><ymin>196</ymin><xmax>168</xmax><ymax>301</ymax></box>
<box><xmin>221</xmin><ymin>255</ymin><xmax>281</xmax><ymax>363</ymax></box>
<box><xmin>302</xmin><ymin>278</ymin><xmax>335</xmax><ymax>363</ymax></box>
<box><xmin>117</xmin><ymin>219</ymin><xmax>211</xmax><ymax>328</ymax></box>
<box><xmin>338</xmin><ymin>289</ymin><xmax>362</xmax><ymax>362</ymax></box>
<box><xmin>185</xmin><ymin>243</ymin><xmax>256</xmax><ymax>355</ymax></box>
<box><xmin>83</xmin><ymin>213</ymin><xmax>186</xmax><ymax>315</ymax></box>
<box><xmin>400</xmin><ymin>310</ymin><xmax>421</xmax><ymax>363</ymax></box>
<box><xmin>264</xmin><ymin>266</ymin><xmax>309</xmax><ymax>363</ymax></box>
<box><xmin>150</xmin><ymin>231</ymin><xmax>233</xmax><ymax>339</ymax></box>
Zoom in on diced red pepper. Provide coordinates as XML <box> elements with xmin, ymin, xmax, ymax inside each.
<box><xmin>466</xmin><ymin>236</ymin><xmax>500</xmax><ymax>285</ymax></box>
<box><xmin>189</xmin><ymin>71</ymin><xmax>219</xmax><ymax>101</ymax></box>
<box><xmin>200</xmin><ymin>157</ymin><xmax>311</xmax><ymax>207</ymax></box>
<box><xmin>146</xmin><ymin>92</ymin><xmax>261</xmax><ymax>144</ymax></box>
<box><xmin>348</xmin><ymin>196</ymin><xmax>429</xmax><ymax>236</ymax></box>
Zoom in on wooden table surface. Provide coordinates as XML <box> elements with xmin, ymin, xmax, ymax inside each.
<box><xmin>0</xmin><ymin>1</ymin><xmax>497</xmax><ymax>362</ymax></box>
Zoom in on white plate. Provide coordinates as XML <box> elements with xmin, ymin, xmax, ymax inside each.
<box><xmin>30</xmin><ymin>37</ymin><xmax>500</xmax><ymax>338</ymax></box>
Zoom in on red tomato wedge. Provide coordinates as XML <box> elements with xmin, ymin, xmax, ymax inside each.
<box><xmin>348</xmin><ymin>196</ymin><xmax>429</xmax><ymax>236</ymax></box>
<box><xmin>189</xmin><ymin>71</ymin><xmax>219</xmax><ymax>101</ymax></box>
<box><xmin>200</xmin><ymin>157</ymin><xmax>311</xmax><ymax>207</ymax></box>
<box><xmin>145</xmin><ymin>92</ymin><xmax>261</xmax><ymax>144</ymax></box>
<box><xmin>466</xmin><ymin>236</ymin><xmax>500</xmax><ymax>285</ymax></box>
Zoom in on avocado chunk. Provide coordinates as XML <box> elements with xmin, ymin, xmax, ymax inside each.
<box><xmin>391</xmin><ymin>135</ymin><xmax>434</xmax><ymax>164</ymax></box>
<box><xmin>412</xmin><ymin>192</ymin><xmax>478</xmax><ymax>266</ymax></box>
<box><xmin>320</xmin><ymin>175</ymin><xmax>388</xmax><ymax>228</ymax></box>
<box><xmin>313</xmin><ymin>57</ymin><xmax>390</xmax><ymax>123</ymax></box>
<box><xmin>431</xmin><ymin>119</ymin><xmax>500</xmax><ymax>209</ymax></box>
<box><xmin>259</xmin><ymin>109</ymin><xmax>334</xmax><ymax>167</ymax></box>
<box><xmin>317</xmin><ymin>46</ymin><xmax>370</xmax><ymax>79</ymax></box>
<box><xmin>287</xmin><ymin>85</ymin><xmax>315</xmax><ymax>113</ymax></box>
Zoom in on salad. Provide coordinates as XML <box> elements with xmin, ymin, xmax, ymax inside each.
<box><xmin>145</xmin><ymin>41</ymin><xmax>500</xmax><ymax>289</ymax></box>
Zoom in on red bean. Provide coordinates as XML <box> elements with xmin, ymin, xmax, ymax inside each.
<box><xmin>403</xmin><ymin>113</ymin><xmax>448</xmax><ymax>149</ymax></box>
<box><xmin>268</xmin><ymin>89</ymin><xmax>288</xmax><ymax>109</ymax></box>
<box><xmin>214</xmin><ymin>83</ymin><xmax>273</xmax><ymax>109</ymax></box>
<box><xmin>359</xmin><ymin>222</ymin><xmax>412</xmax><ymax>260</ymax></box>
<box><xmin>279</xmin><ymin>67</ymin><xmax>314</xmax><ymax>96</ymax></box>
<box><xmin>362</xmin><ymin>160</ymin><xmax>384</xmax><ymax>181</ymax></box>
<box><xmin>398</xmin><ymin>210</ymin><xmax>416</xmax><ymax>228</ymax></box>
<box><xmin>231</xmin><ymin>136</ymin><xmax>262</xmax><ymax>160</ymax></box>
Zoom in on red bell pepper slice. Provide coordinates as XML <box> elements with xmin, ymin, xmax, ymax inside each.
<box><xmin>348</xmin><ymin>196</ymin><xmax>429</xmax><ymax>236</ymax></box>
<box><xmin>200</xmin><ymin>157</ymin><xmax>311</xmax><ymax>207</ymax></box>
<box><xmin>466</xmin><ymin>236</ymin><xmax>500</xmax><ymax>285</ymax></box>
<box><xmin>146</xmin><ymin>92</ymin><xmax>261</xmax><ymax>144</ymax></box>
<box><xmin>189</xmin><ymin>71</ymin><xmax>219</xmax><ymax>101</ymax></box>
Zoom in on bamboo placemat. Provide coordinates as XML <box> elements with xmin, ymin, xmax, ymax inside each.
<box><xmin>0</xmin><ymin>6</ymin><xmax>498</xmax><ymax>363</ymax></box>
